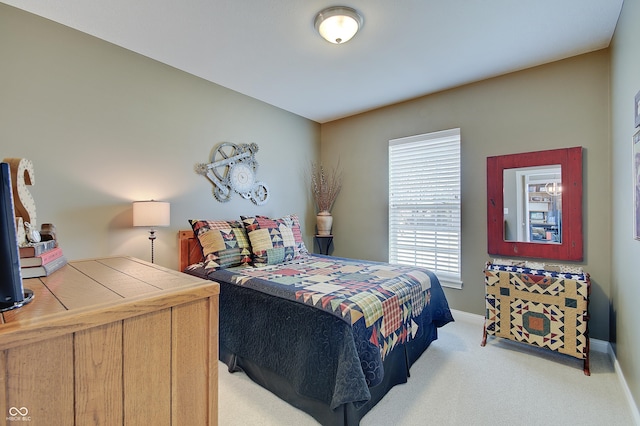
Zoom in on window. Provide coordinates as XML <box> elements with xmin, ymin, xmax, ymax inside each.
<box><xmin>388</xmin><ymin>128</ymin><xmax>461</xmax><ymax>289</ymax></box>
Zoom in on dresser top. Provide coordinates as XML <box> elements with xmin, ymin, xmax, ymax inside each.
<box><xmin>0</xmin><ymin>256</ymin><xmax>218</xmax><ymax>350</ymax></box>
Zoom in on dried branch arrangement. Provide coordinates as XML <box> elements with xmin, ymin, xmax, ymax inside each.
<box><xmin>311</xmin><ymin>161</ymin><xmax>342</xmax><ymax>212</ymax></box>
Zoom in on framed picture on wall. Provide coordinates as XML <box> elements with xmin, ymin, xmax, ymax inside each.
<box><xmin>635</xmin><ymin>90</ymin><xmax>640</xmax><ymax>128</ymax></box>
<box><xmin>634</xmin><ymin>129</ymin><xmax>640</xmax><ymax>240</ymax></box>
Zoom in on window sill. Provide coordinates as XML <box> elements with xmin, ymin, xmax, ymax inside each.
<box><xmin>439</xmin><ymin>278</ymin><xmax>463</xmax><ymax>290</ymax></box>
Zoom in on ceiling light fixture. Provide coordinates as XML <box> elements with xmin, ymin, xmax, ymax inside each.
<box><xmin>314</xmin><ymin>6</ymin><xmax>363</xmax><ymax>44</ymax></box>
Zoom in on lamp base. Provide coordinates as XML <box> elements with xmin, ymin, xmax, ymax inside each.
<box><xmin>148</xmin><ymin>229</ymin><xmax>156</xmax><ymax>263</ymax></box>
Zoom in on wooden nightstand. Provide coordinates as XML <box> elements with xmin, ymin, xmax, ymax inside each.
<box><xmin>314</xmin><ymin>235</ymin><xmax>333</xmax><ymax>255</ymax></box>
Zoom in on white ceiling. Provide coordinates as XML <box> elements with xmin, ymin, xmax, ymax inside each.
<box><xmin>3</xmin><ymin>0</ymin><xmax>624</xmax><ymax>123</ymax></box>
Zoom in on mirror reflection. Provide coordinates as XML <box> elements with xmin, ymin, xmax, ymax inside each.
<box><xmin>487</xmin><ymin>146</ymin><xmax>582</xmax><ymax>261</ymax></box>
<box><xmin>503</xmin><ymin>165</ymin><xmax>562</xmax><ymax>243</ymax></box>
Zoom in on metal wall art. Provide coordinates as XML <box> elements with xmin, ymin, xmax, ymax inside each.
<box><xmin>195</xmin><ymin>142</ymin><xmax>269</xmax><ymax>205</ymax></box>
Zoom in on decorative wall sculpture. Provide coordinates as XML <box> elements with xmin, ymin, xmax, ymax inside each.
<box><xmin>196</xmin><ymin>142</ymin><xmax>269</xmax><ymax>205</ymax></box>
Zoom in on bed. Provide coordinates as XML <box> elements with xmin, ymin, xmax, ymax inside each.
<box><xmin>178</xmin><ymin>215</ymin><xmax>453</xmax><ymax>425</ymax></box>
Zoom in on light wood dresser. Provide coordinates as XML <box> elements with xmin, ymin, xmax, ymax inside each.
<box><xmin>0</xmin><ymin>256</ymin><xmax>219</xmax><ymax>425</ymax></box>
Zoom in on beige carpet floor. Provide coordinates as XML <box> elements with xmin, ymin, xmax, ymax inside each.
<box><xmin>219</xmin><ymin>311</ymin><xmax>637</xmax><ymax>425</ymax></box>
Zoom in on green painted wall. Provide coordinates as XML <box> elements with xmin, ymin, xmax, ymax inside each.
<box><xmin>321</xmin><ymin>51</ymin><xmax>611</xmax><ymax>341</ymax></box>
<box><xmin>611</xmin><ymin>0</ymin><xmax>640</xmax><ymax>413</ymax></box>
<box><xmin>0</xmin><ymin>4</ymin><xmax>320</xmax><ymax>269</ymax></box>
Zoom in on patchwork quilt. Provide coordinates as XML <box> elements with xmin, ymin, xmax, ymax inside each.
<box><xmin>484</xmin><ymin>262</ymin><xmax>590</xmax><ymax>360</ymax></box>
<box><xmin>193</xmin><ymin>254</ymin><xmax>453</xmax><ymax>388</ymax></box>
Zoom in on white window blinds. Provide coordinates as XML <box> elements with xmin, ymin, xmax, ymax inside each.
<box><xmin>388</xmin><ymin>128</ymin><xmax>462</xmax><ymax>289</ymax></box>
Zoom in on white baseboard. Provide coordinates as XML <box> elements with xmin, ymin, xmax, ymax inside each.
<box><xmin>450</xmin><ymin>309</ymin><xmax>483</xmax><ymax>324</ymax></box>
<box><xmin>589</xmin><ymin>337</ymin><xmax>609</xmax><ymax>353</ymax></box>
<box><xmin>452</xmin><ymin>309</ymin><xmax>640</xmax><ymax>425</ymax></box>
<box><xmin>595</xmin><ymin>339</ymin><xmax>640</xmax><ymax>425</ymax></box>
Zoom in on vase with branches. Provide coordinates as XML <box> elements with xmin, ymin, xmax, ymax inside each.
<box><xmin>311</xmin><ymin>161</ymin><xmax>342</xmax><ymax>235</ymax></box>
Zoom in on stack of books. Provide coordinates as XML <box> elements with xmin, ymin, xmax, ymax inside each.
<box><xmin>19</xmin><ymin>240</ymin><xmax>67</xmax><ymax>278</ymax></box>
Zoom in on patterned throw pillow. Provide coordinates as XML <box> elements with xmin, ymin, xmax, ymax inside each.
<box><xmin>241</xmin><ymin>214</ymin><xmax>308</xmax><ymax>266</ymax></box>
<box><xmin>189</xmin><ymin>219</ymin><xmax>252</xmax><ymax>269</ymax></box>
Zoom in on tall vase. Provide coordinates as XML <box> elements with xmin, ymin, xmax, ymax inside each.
<box><xmin>316</xmin><ymin>210</ymin><xmax>333</xmax><ymax>236</ymax></box>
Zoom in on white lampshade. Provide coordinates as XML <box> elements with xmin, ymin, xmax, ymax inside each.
<box><xmin>314</xmin><ymin>6</ymin><xmax>363</xmax><ymax>44</ymax></box>
<box><xmin>133</xmin><ymin>201</ymin><xmax>170</xmax><ymax>227</ymax></box>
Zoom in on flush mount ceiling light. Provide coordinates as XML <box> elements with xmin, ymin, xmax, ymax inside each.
<box><xmin>314</xmin><ymin>6</ymin><xmax>364</xmax><ymax>44</ymax></box>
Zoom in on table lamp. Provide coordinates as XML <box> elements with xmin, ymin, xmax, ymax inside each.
<box><xmin>133</xmin><ymin>200</ymin><xmax>170</xmax><ymax>263</ymax></box>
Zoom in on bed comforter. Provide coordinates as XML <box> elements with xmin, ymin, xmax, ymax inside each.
<box><xmin>186</xmin><ymin>254</ymin><xmax>453</xmax><ymax>422</ymax></box>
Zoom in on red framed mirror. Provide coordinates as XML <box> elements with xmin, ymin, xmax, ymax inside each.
<box><xmin>487</xmin><ymin>147</ymin><xmax>583</xmax><ymax>261</ymax></box>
